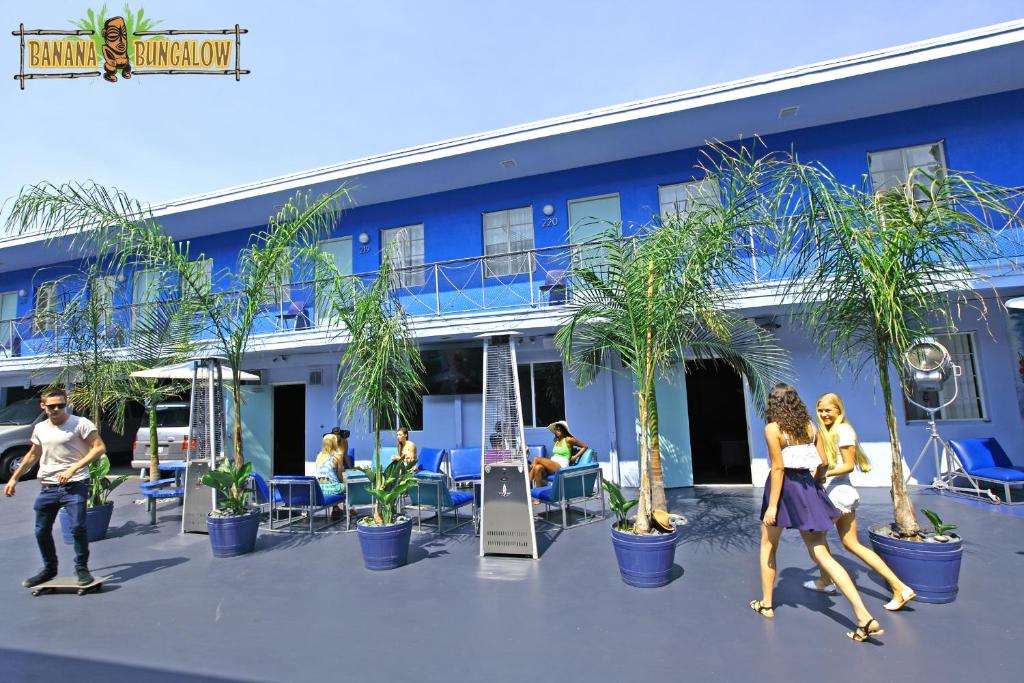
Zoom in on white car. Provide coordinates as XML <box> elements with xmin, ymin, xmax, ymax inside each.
<box><xmin>132</xmin><ymin>402</ymin><xmax>191</xmax><ymax>469</ymax></box>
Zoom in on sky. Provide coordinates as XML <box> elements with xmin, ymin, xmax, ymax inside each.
<box><xmin>1</xmin><ymin>0</ymin><xmax>1022</xmax><ymax>227</ymax></box>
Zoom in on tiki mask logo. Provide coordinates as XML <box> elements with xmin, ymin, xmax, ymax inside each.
<box><xmin>101</xmin><ymin>16</ymin><xmax>130</xmax><ymax>82</ymax></box>
<box><xmin>12</xmin><ymin>5</ymin><xmax>248</xmax><ymax>90</ymax></box>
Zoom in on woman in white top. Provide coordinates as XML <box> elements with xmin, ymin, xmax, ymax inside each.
<box><xmin>806</xmin><ymin>393</ymin><xmax>916</xmax><ymax>611</ymax></box>
<box><xmin>752</xmin><ymin>384</ymin><xmax>883</xmax><ymax>643</ymax></box>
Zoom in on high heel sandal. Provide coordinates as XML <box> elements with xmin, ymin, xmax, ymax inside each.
<box><xmin>749</xmin><ymin>599</ymin><xmax>775</xmax><ymax>619</ymax></box>
<box><xmin>847</xmin><ymin>618</ymin><xmax>884</xmax><ymax>642</ymax></box>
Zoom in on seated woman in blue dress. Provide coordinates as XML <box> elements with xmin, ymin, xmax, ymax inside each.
<box><xmin>315</xmin><ymin>433</ymin><xmax>348</xmax><ymax>497</ymax></box>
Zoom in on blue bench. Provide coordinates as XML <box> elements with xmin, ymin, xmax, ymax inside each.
<box><xmin>268</xmin><ymin>476</ymin><xmax>345</xmax><ymax>532</ymax></box>
<box><xmin>947</xmin><ymin>438</ymin><xmax>1024</xmax><ymax>504</ymax></box>
<box><xmin>531</xmin><ymin>449</ymin><xmax>605</xmax><ymax>528</ymax></box>
<box><xmin>139</xmin><ymin>478</ymin><xmax>184</xmax><ymax>525</ymax></box>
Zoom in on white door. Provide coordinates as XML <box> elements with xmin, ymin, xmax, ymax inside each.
<box><xmin>319</xmin><ymin>237</ymin><xmax>353</xmax><ymax>325</ymax></box>
<box><xmin>568</xmin><ymin>194</ymin><xmax>621</xmax><ymax>271</ymax></box>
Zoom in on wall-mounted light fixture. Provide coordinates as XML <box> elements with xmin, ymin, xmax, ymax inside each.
<box><xmin>17</xmin><ymin>289</ymin><xmax>26</xmax><ymax>298</ymax></box>
<box><xmin>358</xmin><ymin>232</ymin><xmax>370</xmax><ymax>245</ymax></box>
<box><xmin>542</xmin><ymin>204</ymin><xmax>555</xmax><ymax>216</ymax></box>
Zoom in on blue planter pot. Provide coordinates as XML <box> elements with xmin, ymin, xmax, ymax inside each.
<box><xmin>207</xmin><ymin>511</ymin><xmax>260</xmax><ymax>557</ymax></box>
<box><xmin>869</xmin><ymin>525</ymin><xmax>963</xmax><ymax>604</ymax></box>
<box><xmin>60</xmin><ymin>502</ymin><xmax>113</xmax><ymax>544</ymax></box>
<box><xmin>611</xmin><ymin>525</ymin><xmax>678</xmax><ymax>588</ymax></box>
<box><xmin>357</xmin><ymin>518</ymin><xmax>413</xmax><ymax>570</ymax></box>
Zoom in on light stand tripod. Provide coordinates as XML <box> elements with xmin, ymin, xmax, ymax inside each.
<box><xmin>904</xmin><ymin>364</ymin><xmax>960</xmax><ymax>488</ymax></box>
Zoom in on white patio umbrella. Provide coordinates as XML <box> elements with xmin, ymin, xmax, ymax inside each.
<box><xmin>129</xmin><ymin>360</ymin><xmax>260</xmax><ymax>382</ymax></box>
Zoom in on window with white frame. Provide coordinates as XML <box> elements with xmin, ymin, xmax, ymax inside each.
<box><xmin>263</xmin><ymin>258</ymin><xmax>291</xmax><ymax>304</ymax></box>
<box><xmin>381</xmin><ymin>224</ymin><xmax>425</xmax><ymax>288</ymax></box>
<box><xmin>1</xmin><ymin>291</ymin><xmax>19</xmax><ymax>353</ymax></box>
<box><xmin>868</xmin><ymin>142</ymin><xmax>946</xmax><ymax>195</ymax></box>
<box><xmin>483</xmin><ymin>207</ymin><xmax>535</xmax><ymax>278</ymax></box>
<box><xmin>34</xmin><ymin>281</ymin><xmax>58</xmax><ymax>332</ymax></box>
<box><xmin>181</xmin><ymin>257</ymin><xmax>213</xmax><ymax>302</ymax></box>
<box><xmin>658</xmin><ymin>178</ymin><xmax>721</xmax><ymax>219</ymax></box>
<box><xmin>904</xmin><ymin>332</ymin><xmax>986</xmax><ymax>421</ymax></box>
<box><xmin>517</xmin><ymin>361</ymin><xmax>565</xmax><ymax>428</ymax></box>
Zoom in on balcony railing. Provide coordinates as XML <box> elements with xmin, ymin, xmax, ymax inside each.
<box><xmin>3</xmin><ymin>228</ymin><xmax>1024</xmax><ymax>362</ymax></box>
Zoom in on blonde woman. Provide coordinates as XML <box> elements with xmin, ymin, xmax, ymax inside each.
<box><xmin>314</xmin><ymin>433</ymin><xmax>346</xmax><ymax>497</ymax></box>
<box><xmin>807</xmin><ymin>393</ymin><xmax>916</xmax><ymax>611</ymax></box>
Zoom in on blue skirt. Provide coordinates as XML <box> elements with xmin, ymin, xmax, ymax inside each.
<box><xmin>761</xmin><ymin>469</ymin><xmax>840</xmax><ymax>532</ymax></box>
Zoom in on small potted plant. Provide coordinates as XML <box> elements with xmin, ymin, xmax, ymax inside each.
<box><xmin>60</xmin><ymin>454</ymin><xmax>127</xmax><ymax>543</ymax></box>
<box><xmin>602</xmin><ymin>480</ymin><xmax>677</xmax><ymax>587</ymax></box>
<box><xmin>354</xmin><ymin>457</ymin><xmax>419</xmax><ymax>570</ymax></box>
<box><xmin>200</xmin><ymin>460</ymin><xmax>260</xmax><ymax>557</ymax></box>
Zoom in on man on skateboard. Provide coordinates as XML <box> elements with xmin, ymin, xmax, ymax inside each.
<box><xmin>4</xmin><ymin>388</ymin><xmax>106</xmax><ymax>588</ymax></box>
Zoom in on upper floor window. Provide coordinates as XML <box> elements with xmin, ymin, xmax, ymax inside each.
<box><xmin>1</xmin><ymin>291</ymin><xmax>19</xmax><ymax>354</ymax></box>
<box><xmin>381</xmin><ymin>224</ymin><xmax>425</xmax><ymax>288</ymax></box>
<box><xmin>904</xmin><ymin>332</ymin><xmax>985</xmax><ymax>421</ymax></box>
<box><xmin>658</xmin><ymin>178</ymin><xmax>721</xmax><ymax>220</ymax></box>
<box><xmin>483</xmin><ymin>207</ymin><xmax>534</xmax><ymax>278</ymax></box>
<box><xmin>91</xmin><ymin>276</ymin><xmax>116</xmax><ymax>328</ymax></box>
<box><xmin>868</xmin><ymin>142</ymin><xmax>946</xmax><ymax>195</ymax></box>
<box><xmin>34</xmin><ymin>281</ymin><xmax>59</xmax><ymax>332</ymax></box>
<box><xmin>181</xmin><ymin>257</ymin><xmax>213</xmax><ymax>302</ymax></box>
<box><xmin>263</xmin><ymin>259</ymin><xmax>291</xmax><ymax>305</ymax></box>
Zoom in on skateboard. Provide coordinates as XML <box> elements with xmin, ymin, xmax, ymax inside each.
<box><xmin>27</xmin><ymin>575</ymin><xmax>110</xmax><ymax>596</ymax></box>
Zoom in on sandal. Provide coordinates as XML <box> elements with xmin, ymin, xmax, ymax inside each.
<box><xmin>749</xmin><ymin>599</ymin><xmax>775</xmax><ymax>619</ymax></box>
<box><xmin>883</xmin><ymin>587</ymin><xmax>916</xmax><ymax>611</ymax></box>
<box><xmin>846</xmin><ymin>618</ymin><xmax>884</xmax><ymax>642</ymax></box>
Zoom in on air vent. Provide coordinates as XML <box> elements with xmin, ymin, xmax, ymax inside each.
<box><xmin>308</xmin><ymin>369</ymin><xmax>323</xmax><ymax>386</ymax></box>
<box><xmin>499</xmin><ymin>159</ymin><xmax>517</xmax><ymax>169</ymax></box>
<box><xmin>778</xmin><ymin>105</ymin><xmax>800</xmax><ymax>120</ymax></box>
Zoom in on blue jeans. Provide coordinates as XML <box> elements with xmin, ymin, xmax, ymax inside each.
<box><xmin>33</xmin><ymin>481</ymin><xmax>89</xmax><ymax>571</ymax></box>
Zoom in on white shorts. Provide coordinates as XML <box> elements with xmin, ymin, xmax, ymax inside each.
<box><xmin>551</xmin><ymin>455</ymin><xmax>570</xmax><ymax>468</ymax></box>
<box><xmin>825</xmin><ymin>477</ymin><xmax>859</xmax><ymax>514</ymax></box>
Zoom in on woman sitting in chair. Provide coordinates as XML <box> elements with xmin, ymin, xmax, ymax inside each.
<box><xmin>529</xmin><ymin>420</ymin><xmax>588</xmax><ymax>488</ymax></box>
<box><xmin>315</xmin><ymin>433</ymin><xmax>347</xmax><ymax>496</ymax></box>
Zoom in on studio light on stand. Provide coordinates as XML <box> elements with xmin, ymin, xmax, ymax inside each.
<box><xmin>902</xmin><ymin>337</ymin><xmax>961</xmax><ymax>489</ymax></box>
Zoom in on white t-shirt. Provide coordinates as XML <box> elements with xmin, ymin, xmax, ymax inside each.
<box><xmin>31</xmin><ymin>415</ymin><xmax>99</xmax><ymax>484</ymax></box>
<box><xmin>834</xmin><ymin>423</ymin><xmax>857</xmax><ymax>450</ymax></box>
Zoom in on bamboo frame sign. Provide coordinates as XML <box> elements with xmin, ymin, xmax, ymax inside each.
<box><xmin>12</xmin><ymin>12</ymin><xmax>249</xmax><ymax>90</ymax></box>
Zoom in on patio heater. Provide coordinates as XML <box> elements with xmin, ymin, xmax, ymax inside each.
<box><xmin>903</xmin><ymin>338</ymin><xmax>963</xmax><ymax>490</ymax></box>
<box><xmin>478</xmin><ymin>333</ymin><xmax>538</xmax><ymax>559</ymax></box>
<box><xmin>182</xmin><ymin>357</ymin><xmax>228</xmax><ymax>533</ymax></box>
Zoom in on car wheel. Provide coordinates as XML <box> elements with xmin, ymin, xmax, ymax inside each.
<box><xmin>1</xmin><ymin>448</ymin><xmax>33</xmax><ymax>482</ymax></box>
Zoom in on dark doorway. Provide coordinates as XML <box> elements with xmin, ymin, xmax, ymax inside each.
<box><xmin>273</xmin><ymin>384</ymin><xmax>305</xmax><ymax>475</ymax></box>
<box><xmin>685</xmin><ymin>360</ymin><xmax>751</xmax><ymax>485</ymax></box>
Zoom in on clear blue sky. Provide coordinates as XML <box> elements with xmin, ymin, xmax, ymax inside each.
<box><xmin>2</xmin><ymin>0</ymin><xmax>1022</xmax><ymax>225</ymax></box>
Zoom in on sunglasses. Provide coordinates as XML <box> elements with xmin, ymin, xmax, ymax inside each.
<box><xmin>44</xmin><ymin>403</ymin><xmax>67</xmax><ymax>410</ymax></box>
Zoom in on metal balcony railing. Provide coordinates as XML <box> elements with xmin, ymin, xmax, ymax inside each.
<box><xmin>2</xmin><ymin>228</ymin><xmax>1023</xmax><ymax>362</ymax></box>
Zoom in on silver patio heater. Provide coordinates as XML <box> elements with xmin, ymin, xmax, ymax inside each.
<box><xmin>181</xmin><ymin>357</ymin><xmax>228</xmax><ymax>533</ymax></box>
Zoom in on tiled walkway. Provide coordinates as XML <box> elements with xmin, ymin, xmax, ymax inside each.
<box><xmin>1</xmin><ymin>480</ymin><xmax>1019</xmax><ymax>682</ymax></box>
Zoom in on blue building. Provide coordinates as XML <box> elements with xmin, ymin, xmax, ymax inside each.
<box><xmin>2</xmin><ymin>21</ymin><xmax>1023</xmax><ymax>487</ymax></box>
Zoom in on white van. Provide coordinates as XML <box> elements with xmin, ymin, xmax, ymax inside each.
<box><xmin>0</xmin><ymin>400</ymin><xmax>44</xmax><ymax>481</ymax></box>
<box><xmin>132</xmin><ymin>402</ymin><xmax>191</xmax><ymax>469</ymax></box>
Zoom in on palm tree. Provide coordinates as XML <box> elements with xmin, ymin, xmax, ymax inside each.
<box><xmin>333</xmin><ymin>246</ymin><xmax>425</xmax><ymax>524</ymax></box>
<box><xmin>7</xmin><ymin>181</ymin><xmax>352</xmax><ymax>468</ymax></box>
<box><xmin>555</xmin><ymin>150</ymin><xmax>791</xmax><ymax>532</ymax></box>
<box><xmin>774</xmin><ymin>159</ymin><xmax>1022</xmax><ymax>537</ymax></box>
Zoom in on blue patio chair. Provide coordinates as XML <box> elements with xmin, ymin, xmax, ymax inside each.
<box><xmin>417</xmin><ymin>447</ymin><xmax>447</xmax><ymax>474</ymax></box>
<box><xmin>268</xmin><ymin>475</ymin><xmax>345</xmax><ymax>532</ymax></box>
<box><xmin>248</xmin><ymin>472</ymin><xmax>283</xmax><ymax>517</ymax></box>
<box><xmin>370</xmin><ymin>446</ymin><xmax>399</xmax><ymax>470</ymax></box>
<box><xmin>449</xmin><ymin>447</ymin><xmax>481</xmax><ymax>484</ymax></box>
<box><xmin>947</xmin><ymin>438</ymin><xmax>1024</xmax><ymax>504</ymax></box>
<box><xmin>531</xmin><ymin>449</ymin><xmax>605</xmax><ymax>528</ymax></box>
<box><xmin>407</xmin><ymin>472</ymin><xmax>475</xmax><ymax>534</ymax></box>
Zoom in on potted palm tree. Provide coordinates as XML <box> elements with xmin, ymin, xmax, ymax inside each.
<box><xmin>334</xmin><ymin>248</ymin><xmax>426</xmax><ymax>570</ymax></box>
<box><xmin>773</xmin><ymin>155</ymin><xmax>1021</xmax><ymax>602</ymax></box>
<box><xmin>200</xmin><ymin>459</ymin><xmax>259</xmax><ymax>556</ymax></box>
<box><xmin>59</xmin><ymin>454</ymin><xmax>128</xmax><ymax>543</ymax></box>
<box><xmin>555</xmin><ymin>149</ymin><xmax>789</xmax><ymax>586</ymax></box>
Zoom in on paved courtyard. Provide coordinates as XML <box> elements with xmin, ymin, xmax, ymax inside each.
<box><xmin>1</xmin><ymin>479</ymin><xmax>1021</xmax><ymax>683</ymax></box>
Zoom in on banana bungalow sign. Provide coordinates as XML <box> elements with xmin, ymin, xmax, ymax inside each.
<box><xmin>12</xmin><ymin>6</ymin><xmax>248</xmax><ymax>89</ymax></box>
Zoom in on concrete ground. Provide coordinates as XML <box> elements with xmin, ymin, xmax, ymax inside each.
<box><xmin>0</xmin><ymin>479</ymin><xmax>1020</xmax><ymax>683</ymax></box>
